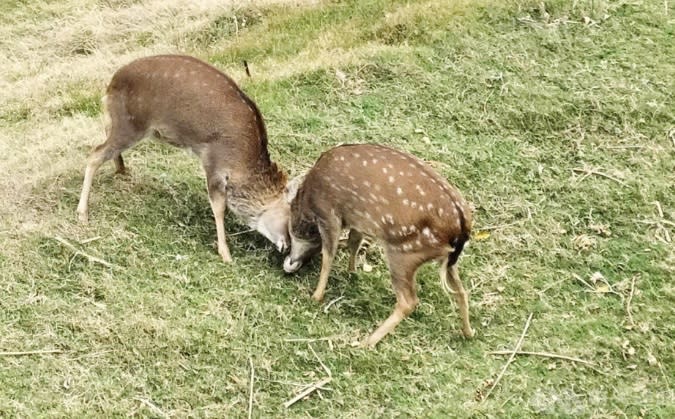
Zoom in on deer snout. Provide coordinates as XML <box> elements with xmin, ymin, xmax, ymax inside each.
<box><xmin>283</xmin><ymin>255</ymin><xmax>303</xmax><ymax>273</ymax></box>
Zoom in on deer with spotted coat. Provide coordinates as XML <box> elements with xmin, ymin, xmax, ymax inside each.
<box><xmin>76</xmin><ymin>55</ymin><xmax>290</xmax><ymax>262</ymax></box>
<box><xmin>283</xmin><ymin>144</ymin><xmax>475</xmax><ymax>347</ymax></box>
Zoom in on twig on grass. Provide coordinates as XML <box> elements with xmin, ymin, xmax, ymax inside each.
<box><xmin>309</xmin><ymin>343</ymin><xmax>332</xmax><ymax>377</ymax></box>
<box><xmin>53</xmin><ymin>236</ymin><xmax>116</xmax><ymax>269</ymax></box>
<box><xmin>482</xmin><ymin>312</ymin><xmax>533</xmax><ymax>403</ymax></box>
<box><xmin>0</xmin><ymin>349</ymin><xmax>63</xmax><ymax>357</ymax></box>
<box><xmin>625</xmin><ymin>275</ymin><xmax>638</xmax><ymax>327</ymax></box>
<box><xmin>476</xmin><ymin>220</ymin><xmax>523</xmax><ymax>231</ymax></box>
<box><xmin>283</xmin><ymin>377</ymin><xmax>332</xmax><ymax>408</ymax></box>
<box><xmin>248</xmin><ymin>357</ymin><xmax>254</xmax><ymax>419</ymax></box>
<box><xmin>228</xmin><ymin>228</ymin><xmax>255</xmax><ymax>237</ymax></box>
<box><xmin>572</xmin><ymin>167</ymin><xmax>626</xmax><ymax>186</ymax></box>
<box><xmin>134</xmin><ymin>397</ymin><xmax>168</xmax><ymax>418</ymax></box>
<box><xmin>323</xmin><ymin>296</ymin><xmax>344</xmax><ymax>313</ymax></box>
<box><xmin>79</xmin><ymin>236</ymin><xmax>101</xmax><ymax>244</ymax></box>
<box><xmin>487</xmin><ymin>350</ymin><xmax>595</xmax><ymax>366</ymax></box>
<box><xmin>284</xmin><ymin>336</ymin><xmax>339</xmax><ymax>343</ymax></box>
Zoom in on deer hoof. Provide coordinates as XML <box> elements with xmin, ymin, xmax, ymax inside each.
<box><xmin>462</xmin><ymin>327</ymin><xmax>475</xmax><ymax>338</ymax></box>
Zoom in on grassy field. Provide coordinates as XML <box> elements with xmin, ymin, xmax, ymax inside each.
<box><xmin>1</xmin><ymin>0</ymin><xmax>673</xmax><ymax>417</ymax></box>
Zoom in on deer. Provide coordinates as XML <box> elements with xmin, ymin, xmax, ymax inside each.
<box><xmin>282</xmin><ymin>144</ymin><xmax>475</xmax><ymax>347</ymax></box>
<box><xmin>76</xmin><ymin>55</ymin><xmax>290</xmax><ymax>263</ymax></box>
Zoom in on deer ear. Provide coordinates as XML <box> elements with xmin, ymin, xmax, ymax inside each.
<box><xmin>284</xmin><ymin>173</ymin><xmax>306</xmax><ymax>204</ymax></box>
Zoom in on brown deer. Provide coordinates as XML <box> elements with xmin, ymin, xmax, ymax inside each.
<box><xmin>76</xmin><ymin>55</ymin><xmax>290</xmax><ymax>262</ymax></box>
<box><xmin>283</xmin><ymin>144</ymin><xmax>474</xmax><ymax>347</ymax></box>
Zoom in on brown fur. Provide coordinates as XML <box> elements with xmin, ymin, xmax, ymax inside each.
<box><xmin>77</xmin><ymin>55</ymin><xmax>289</xmax><ymax>262</ymax></box>
<box><xmin>284</xmin><ymin>144</ymin><xmax>474</xmax><ymax>347</ymax></box>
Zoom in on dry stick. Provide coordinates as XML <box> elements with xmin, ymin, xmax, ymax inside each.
<box><xmin>308</xmin><ymin>344</ymin><xmax>332</xmax><ymax>377</ymax></box>
<box><xmin>228</xmin><ymin>228</ymin><xmax>255</xmax><ymax>237</ymax></box>
<box><xmin>248</xmin><ymin>358</ymin><xmax>254</xmax><ymax>419</ymax></box>
<box><xmin>0</xmin><ymin>349</ymin><xmax>63</xmax><ymax>357</ymax></box>
<box><xmin>134</xmin><ymin>397</ymin><xmax>168</xmax><ymax>419</ymax></box>
<box><xmin>626</xmin><ymin>275</ymin><xmax>637</xmax><ymax>327</ymax></box>
<box><xmin>323</xmin><ymin>296</ymin><xmax>344</xmax><ymax>313</ymax></box>
<box><xmin>283</xmin><ymin>377</ymin><xmax>332</xmax><ymax>409</ymax></box>
<box><xmin>488</xmin><ymin>350</ymin><xmax>595</xmax><ymax>366</ymax></box>
<box><xmin>53</xmin><ymin>236</ymin><xmax>115</xmax><ymax>269</ymax></box>
<box><xmin>284</xmin><ymin>336</ymin><xmax>338</xmax><ymax>343</ymax></box>
<box><xmin>482</xmin><ymin>312</ymin><xmax>534</xmax><ymax>403</ymax></box>
<box><xmin>477</xmin><ymin>220</ymin><xmax>523</xmax><ymax>231</ymax></box>
<box><xmin>79</xmin><ymin>236</ymin><xmax>101</xmax><ymax>244</ymax></box>
<box><xmin>572</xmin><ymin>168</ymin><xmax>626</xmax><ymax>185</ymax></box>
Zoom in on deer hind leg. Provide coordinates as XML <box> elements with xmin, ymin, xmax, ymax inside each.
<box><xmin>364</xmin><ymin>251</ymin><xmax>421</xmax><ymax>348</ymax></box>
<box><xmin>444</xmin><ymin>262</ymin><xmax>474</xmax><ymax>338</ymax></box>
<box><xmin>205</xmin><ymin>174</ymin><xmax>232</xmax><ymax>264</ymax></box>
<box><xmin>312</xmin><ymin>216</ymin><xmax>341</xmax><ymax>302</ymax></box>
<box><xmin>346</xmin><ymin>229</ymin><xmax>363</xmax><ymax>272</ymax></box>
<box><xmin>77</xmin><ymin>95</ymin><xmax>143</xmax><ymax>223</ymax></box>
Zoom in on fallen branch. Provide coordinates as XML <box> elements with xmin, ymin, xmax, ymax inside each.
<box><xmin>482</xmin><ymin>313</ymin><xmax>534</xmax><ymax>402</ymax></box>
<box><xmin>248</xmin><ymin>358</ymin><xmax>254</xmax><ymax>419</ymax></box>
<box><xmin>0</xmin><ymin>349</ymin><xmax>63</xmax><ymax>357</ymax></box>
<box><xmin>53</xmin><ymin>236</ymin><xmax>116</xmax><ymax>269</ymax></box>
<box><xmin>572</xmin><ymin>168</ymin><xmax>626</xmax><ymax>186</ymax></box>
<box><xmin>283</xmin><ymin>377</ymin><xmax>332</xmax><ymax>408</ymax></box>
<box><xmin>487</xmin><ymin>350</ymin><xmax>594</xmax><ymax>366</ymax></box>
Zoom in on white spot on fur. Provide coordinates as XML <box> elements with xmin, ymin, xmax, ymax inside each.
<box><xmin>382</xmin><ymin>167</ymin><xmax>388</xmax><ymax>174</ymax></box>
<box><xmin>402</xmin><ymin>243</ymin><xmax>413</xmax><ymax>251</ymax></box>
<box><xmin>388</xmin><ymin>176</ymin><xmax>395</xmax><ymax>183</ymax></box>
<box><xmin>403</xmin><ymin>199</ymin><xmax>409</xmax><ymax>206</ymax></box>
<box><xmin>427</xmin><ymin>203</ymin><xmax>434</xmax><ymax>210</ymax></box>
<box><xmin>416</xmin><ymin>185</ymin><xmax>426</xmax><ymax>196</ymax></box>
<box><xmin>439</xmin><ymin>208</ymin><xmax>444</xmax><ymax>216</ymax></box>
<box><xmin>372</xmin><ymin>158</ymin><xmax>378</xmax><ymax>164</ymax></box>
<box><xmin>411</xmin><ymin>202</ymin><xmax>418</xmax><ymax>209</ymax></box>
<box><xmin>363</xmin><ymin>160</ymin><xmax>368</xmax><ymax>166</ymax></box>
<box><xmin>422</xmin><ymin>227</ymin><xmax>432</xmax><ymax>237</ymax></box>
<box><xmin>363</xmin><ymin>180</ymin><xmax>371</xmax><ymax>187</ymax></box>
<box><xmin>396</xmin><ymin>187</ymin><xmax>403</xmax><ymax>195</ymax></box>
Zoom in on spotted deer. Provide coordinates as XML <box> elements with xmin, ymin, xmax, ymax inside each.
<box><xmin>76</xmin><ymin>55</ymin><xmax>290</xmax><ymax>262</ymax></box>
<box><xmin>283</xmin><ymin>144</ymin><xmax>474</xmax><ymax>347</ymax></box>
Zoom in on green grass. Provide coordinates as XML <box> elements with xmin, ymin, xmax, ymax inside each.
<box><xmin>1</xmin><ymin>0</ymin><xmax>674</xmax><ymax>417</ymax></box>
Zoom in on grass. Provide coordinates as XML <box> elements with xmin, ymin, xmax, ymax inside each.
<box><xmin>1</xmin><ymin>0</ymin><xmax>673</xmax><ymax>417</ymax></box>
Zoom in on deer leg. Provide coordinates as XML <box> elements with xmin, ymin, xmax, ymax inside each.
<box><xmin>114</xmin><ymin>154</ymin><xmax>127</xmax><ymax>175</ymax></box>
<box><xmin>77</xmin><ymin>101</ymin><xmax>143</xmax><ymax>223</ymax></box>
<box><xmin>364</xmin><ymin>252</ymin><xmax>420</xmax><ymax>348</ymax></box>
<box><xmin>312</xmin><ymin>218</ymin><xmax>340</xmax><ymax>302</ymax></box>
<box><xmin>346</xmin><ymin>229</ymin><xmax>363</xmax><ymax>272</ymax></box>
<box><xmin>77</xmin><ymin>142</ymin><xmax>118</xmax><ymax>223</ymax></box>
<box><xmin>446</xmin><ymin>263</ymin><xmax>474</xmax><ymax>338</ymax></box>
<box><xmin>207</xmin><ymin>184</ymin><xmax>232</xmax><ymax>264</ymax></box>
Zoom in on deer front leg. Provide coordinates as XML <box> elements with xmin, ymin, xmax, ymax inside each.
<box><xmin>207</xmin><ymin>185</ymin><xmax>232</xmax><ymax>264</ymax></box>
<box><xmin>312</xmin><ymin>218</ymin><xmax>340</xmax><ymax>302</ymax></box>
